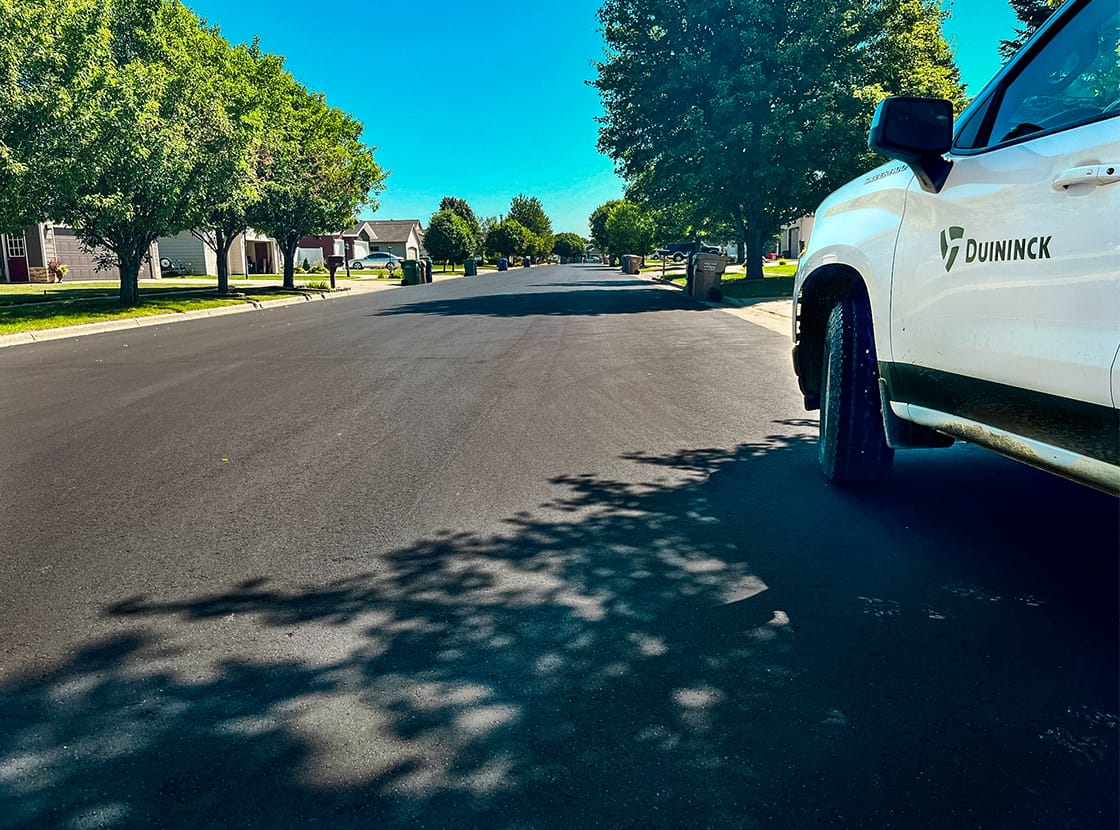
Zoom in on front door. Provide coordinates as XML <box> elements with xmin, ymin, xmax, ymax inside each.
<box><xmin>4</xmin><ymin>233</ymin><xmax>29</xmax><ymax>282</ymax></box>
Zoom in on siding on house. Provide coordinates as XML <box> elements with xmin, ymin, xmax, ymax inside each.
<box><xmin>157</xmin><ymin>231</ymin><xmax>216</xmax><ymax>276</ymax></box>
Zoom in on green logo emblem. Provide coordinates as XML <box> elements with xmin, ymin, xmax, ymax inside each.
<box><xmin>940</xmin><ymin>226</ymin><xmax>964</xmax><ymax>272</ymax></box>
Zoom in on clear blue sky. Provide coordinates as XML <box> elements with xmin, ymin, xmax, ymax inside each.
<box><xmin>186</xmin><ymin>0</ymin><xmax>1018</xmax><ymax>237</ymax></box>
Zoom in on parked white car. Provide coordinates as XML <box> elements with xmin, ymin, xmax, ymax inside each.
<box><xmin>791</xmin><ymin>0</ymin><xmax>1119</xmax><ymax>493</ymax></box>
<box><xmin>350</xmin><ymin>252</ymin><xmax>401</xmax><ymax>271</ymax></box>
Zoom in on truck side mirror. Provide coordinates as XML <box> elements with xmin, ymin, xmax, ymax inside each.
<box><xmin>869</xmin><ymin>97</ymin><xmax>954</xmax><ymax>193</ymax></box>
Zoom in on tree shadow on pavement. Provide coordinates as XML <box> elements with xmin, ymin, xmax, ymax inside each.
<box><xmin>1</xmin><ymin>430</ymin><xmax>1115</xmax><ymax>829</ymax></box>
<box><xmin>372</xmin><ymin>287</ymin><xmax>702</xmax><ymax>319</ymax></box>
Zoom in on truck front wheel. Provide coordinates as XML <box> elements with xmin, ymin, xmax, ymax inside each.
<box><xmin>819</xmin><ymin>298</ymin><xmax>894</xmax><ymax>483</ymax></box>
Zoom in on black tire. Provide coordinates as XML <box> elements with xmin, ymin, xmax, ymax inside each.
<box><xmin>672</xmin><ymin>252</ymin><xmax>685</xmax><ymax>263</ymax></box>
<box><xmin>819</xmin><ymin>298</ymin><xmax>894</xmax><ymax>483</ymax></box>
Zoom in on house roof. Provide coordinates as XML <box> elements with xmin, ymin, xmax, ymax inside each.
<box><xmin>347</xmin><ymin>219</ymin><xmax>424</xmax><ymax>243</ymax></box>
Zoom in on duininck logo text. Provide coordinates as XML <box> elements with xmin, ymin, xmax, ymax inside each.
<box><xmin>939</xmin><ymin>226</ymin><xmax>1052</xmax><ymax>273</ymax></box>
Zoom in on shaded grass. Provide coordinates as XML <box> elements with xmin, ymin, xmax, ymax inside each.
<box><xmin>0</xmin><ymin>287</ymin><xmax>318</xmax><ymax>335</ymax></box>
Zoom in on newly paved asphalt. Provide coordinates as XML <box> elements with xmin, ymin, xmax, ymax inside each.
<box><xmin>0</xmin><ymin>264</ymin><xmax>1116</xmax><ymax>829</ymax></box>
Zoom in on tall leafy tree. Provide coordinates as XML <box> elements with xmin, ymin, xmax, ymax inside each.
<box><xmin>552</xmin><ymin>232</ymin><xmax>586</xmax><ymax>260</ymax></box>
<box><xmin>0</xmin><ymin>0</ymin><xmax>108</xmax><ymax>233</ymax></box>
<box><xmin>485</xmin><ymin>219</ymin><xmax>531</xmax><ymax>261</ymax></box>
<box><xmin>588</xmin><ymin>199</ymin><xmax>622</xmax><ymax>259</ymax></box>
<box><xmin>594</xmin><ymin>0</ymin><xmax>966</xmax><ymax>279</ymax></box>
<box><xmin>191</xmin><ymin>41</ymin><xmax>278</xmax><ymax>295</ymax></box>
<box><xmin>604</xmin><ymin>201</ymin><xmax>655</xmax><ymax>259</ymax></box>
<box><xmin>438</xmin><ymin>196</ymin><xmax>482</xmax><ymax>252</ymax></box>
<box><xmin>6</xmin><ymin>0</ymin><xmax>235</xmax><ymax>305</ymax></box>
<box><xmin>424</xmin><ymin>209</ymin><xmax>474</xmax><ymax>269</ymax></box>
<box><xmin>1000</xmin><ymin>0</ymin><xmax>1067</xmax><ymax>59</ymax></box>
<box><xmin>251</xmin><ymin>75</ymin><xmax>385</xmax><ymax>290</ymax></box>
<box><xmin>508</xmin><ymin>194</ymin><xmax>553</xmax><ymax>259</ymax></box>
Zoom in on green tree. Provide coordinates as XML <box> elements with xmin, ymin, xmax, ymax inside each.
<box><xmin>4</xmin><ymin>0</ymin><xmax>236</xmax><ymax>305</ymax></box>
<box><xmin>552</xmin><ymin>232</ymin><xmax>586</xmax><ymax>260</ymax></box>
<box><xmin>424</xmin><ymin>209</ymin><xmax>474</xmax><ymax>269</ymax></box>
<box><xmin>485</xmin><ymin>219</ymin><xmax>531</xmax><ymax>260</ymax></box>
<box><xmin>508</xmin><ymin>194</ymin><xmax>553</xmax><ymax>258</ymax></box>
<box><xmin>190</xmin><ymin>40</ymin><xmax>278</xmax><ymax>295</ymax></box>
<box><xmin>251</xmin><ymin>75</ymin><xmax>385</xmax><ymax>290</ymax></box>
<box><xmin>1000</xmin><ymin>0</ymin><xmax>1067</xmax><ymax>60</ymax></box>
<box><xmin>438</xmin><ymin>196</ymin><xmax>482</xmax><ymax>252</ymax></box>
<box><xmin>604</xmin><ymin>201</ymin><xmax>655</xmax><ymax>260</ymax></box>
<box><xmin>0</xmin><ymin>0</ymin><xmax>108</xmax><ymax>233</ymax></box>
<box><xmin>588</xmin><ymin>199</ymin><xmax>623</xmax><ymax>259</ymax></box>
<box><xmin>594</xmin><ymin>0</ymin><xmax>966</xmax><ymax>279</ymax></box>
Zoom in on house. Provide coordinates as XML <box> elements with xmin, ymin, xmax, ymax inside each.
<box><xmin>778</xmin><ymin>215</ymin><xmax>814</xmax><ymax>258</ymax></box>
<box><xmin>353</xmin><ymin>220</ymin><xmax>425</xmax><ymax>260</ymax></box>
<box><xmin>155</xmin><ymin>229</ymin><xmax>282</xmax><ymax>276</ymax></box>
<box><xmin>299</xmin><ymin>219</ymin><xmax>425</xmax><ymax>264</ymax></box>
<box><xmin>1</xmin><ymin>222</ymin><xmax>158</xmax><ymax>282</ymax></box>
<box><xmin>297</xmin><ymin>223</ymin><xmax>373</xmax><ymax>265</ymax></box>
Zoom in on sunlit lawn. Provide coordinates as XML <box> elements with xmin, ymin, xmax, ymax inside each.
<box><xmin>0</xmin><ymin>284</ymin><xmax>323</xmax><ymax>335</ymax></box>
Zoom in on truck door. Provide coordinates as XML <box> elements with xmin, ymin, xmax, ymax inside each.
<box><xmin>889</xmin><ymin>0</ymin><xmax>1119</xmax><ymax>465</ymax></box>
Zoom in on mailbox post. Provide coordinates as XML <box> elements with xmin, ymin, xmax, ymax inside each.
<box><xmin>326</xmin><ymin>255</ymin><xmax>345</xmax><ymax>290</ymax></box>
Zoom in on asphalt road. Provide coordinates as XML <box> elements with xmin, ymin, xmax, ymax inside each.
<box><xmin>0</xmin><ymin>264</ymin><xmax>1116</xmax><ymax>829</ymax></box>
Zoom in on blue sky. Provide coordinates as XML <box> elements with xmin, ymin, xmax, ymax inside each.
<box><xmin>186</xmin><ymin>0</ymin><xmax>1017</xmax><ymax>236</ymax></box>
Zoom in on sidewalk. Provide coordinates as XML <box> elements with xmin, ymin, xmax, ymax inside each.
<box><xmin>718</xmin><ymin>298</ymin><xmax>792</xmax><ymax>336</ymax></box>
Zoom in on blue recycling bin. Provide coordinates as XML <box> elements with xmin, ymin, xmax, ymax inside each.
<box><xmin>497</xmin><ymin>257</ymin><xmax>508</xmax><ymax>272</ymax></box>
<box><xmin>522</xmin><ymin>257</ymin><xmax>531</xmax><ymax>268</ymax></box>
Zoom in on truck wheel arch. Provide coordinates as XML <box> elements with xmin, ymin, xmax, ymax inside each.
<box><xmin>795</xmin><ymin>264</ymin><xmax>869</xmax><ymax>410</ymax></box>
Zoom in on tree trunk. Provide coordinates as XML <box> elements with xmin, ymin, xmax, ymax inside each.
<box><xmin>215</xmin><ymin>228</ymin><xmax>232</xmax><ymax>295</ymax></box>
<box><xmin>745</xmin><ymin>223</ymin><xmax>764</xmax><ymax>281</ymax></box>
<box><xmin>281</xmin><ymin>236</ymin><xmax>298</xmax><ymax>289</ymax></box>
<box><xmin>733</xmin><ymin>210</ymin><xmax>748</xmax><ymax>266</ymax></box>
<box><xmin>118</xmin><ymin>251</ymin><xmax>143</xmax><ymax>307</ymax></box>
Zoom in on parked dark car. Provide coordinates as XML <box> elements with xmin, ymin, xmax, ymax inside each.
<box><xmin>654</xmin><ymin>242</ymin><xmax>721</xmax><ymax>263</ymax></box>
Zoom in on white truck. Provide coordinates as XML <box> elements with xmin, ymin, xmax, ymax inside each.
<box><xmin>791</xmin><ymin>0</ymin><xmax>1119</xmax><ymax>494</ymax></box>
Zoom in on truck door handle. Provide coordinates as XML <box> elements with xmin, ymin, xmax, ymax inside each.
<box><xmin>1052</xmin><ymin>164</ymin><xmax>1120</xmax><ymax>190</ymax></box>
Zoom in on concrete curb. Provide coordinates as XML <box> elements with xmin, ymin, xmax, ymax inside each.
<box><xmin>0</xmin><ymin>283</ymin><xmax>396</xmax><ymax>350</ymax></box>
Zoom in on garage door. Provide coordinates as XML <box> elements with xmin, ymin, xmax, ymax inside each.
<box><xmin>52</xmin><ymin>227</ymin><xmax>120</xmax><ymax>281</ymax></box>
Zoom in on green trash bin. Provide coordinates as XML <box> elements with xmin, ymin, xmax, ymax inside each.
<box><xmin>463</xmin><ymin>257</ymin><xmax>478</xmax><ymax>277</ymax></box>
<box><xmin>401</xmin><ymin>259</ymin><xmax>422</xmax><ymax>285</ymax></box>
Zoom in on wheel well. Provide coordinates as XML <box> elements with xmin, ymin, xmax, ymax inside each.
<box><xmin>795</xmin><ymin>265</ymin><xmax>869</xmax><ymax>410</ymax></box>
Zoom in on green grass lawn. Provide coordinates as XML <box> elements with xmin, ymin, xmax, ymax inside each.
<box><xmin>0</xmin><ymin>285</ymin><xmax>321</xmax><ymax>335</ymax></box>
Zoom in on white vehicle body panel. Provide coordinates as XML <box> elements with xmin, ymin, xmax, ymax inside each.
<box><xmin>890</xmin><ymin>117</ymin><xmax>1120</xmax><ymax>408</ymax></box>
<box><xmin>792</xmin><ymin>162</ymin><xmax>914</xmax><ymax>346</ymax></box>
